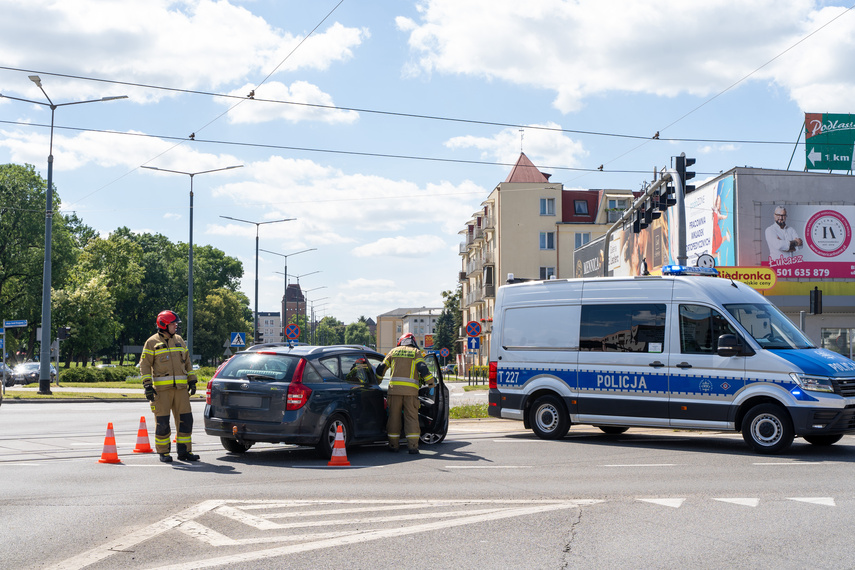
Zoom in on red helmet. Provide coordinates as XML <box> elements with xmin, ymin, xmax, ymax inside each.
<box><xmin>397</xmin><ymin>333</ymin><xmax>418</xmax><ymax>348</ymax></box>
<box><xmin>156</xmin><ymin>310</ymin><xmax>181</xmax><ymax>331</ymax></box>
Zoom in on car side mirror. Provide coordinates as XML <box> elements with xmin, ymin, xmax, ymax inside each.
<box><xmin>717</xmin><ymin>334</ymin><xmax>750</xmax><ymax>357</ymax></box>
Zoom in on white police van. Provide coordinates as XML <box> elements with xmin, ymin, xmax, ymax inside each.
<box><xmin>487</xmin><ymin>266</ymin><xmax>855</xmax><ymax>454</ymax></box>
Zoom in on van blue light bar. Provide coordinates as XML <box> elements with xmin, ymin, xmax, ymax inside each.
<box><xmin>661</xmin><ymin>265</ymin><xmax>719</xmax><ymax>276</ymax></box>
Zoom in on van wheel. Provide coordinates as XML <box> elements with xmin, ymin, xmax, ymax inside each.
<box><xmin>598</xmin><ymin>426</ymin><xmax>629</xmax><ymax>435</ymax></box>
<box><xmin>220</xmin><ymin>437</ymin><xmax>253</xmax><ymax>454</ymax></box>
<box><xmin>742</xmin><ymin>404</ymin><xmax>794</xmax><ymax>454</ymax></box>
<box><xmin>803</xmin><ymin>434</ymin><xmax>843</xmax><ymax>446</ymax></box>
<box><xmin>529</xmin><ymin>395</ymin><xmax>569</xmax><ymax>440</ymax></box>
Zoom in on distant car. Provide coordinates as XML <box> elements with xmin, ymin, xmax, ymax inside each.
<box><xmin>10</xmin><ymin>362</ymin><xmax>57</xmax><ymax>385</ymax></box>
<box><xmin>1</xmin><ymin>362</ymin><xmax>12</xmax><ymax>387</ymax></box>
<box><xmin>95</xmin><ymin>363</ymin><xmax>116</xmax><ymax>369</ymax></box>
<box><xmin>192</xmin><ymin>364</ymin><xmax>200</xmax><ymax>370</ymax></box>
<box><xmin>204</xmin><ymin>343</ymin><xmax>449</xmax><ymax>458</ymax></box>
<box><xmin>442</xmin><ymin>364</ymin><xmax>457</xmax><ymax>375</ymax></box>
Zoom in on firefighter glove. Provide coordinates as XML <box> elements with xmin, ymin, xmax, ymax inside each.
<box><xmin>144</xmin><ymin>384</ymin><xmax>156</xmax><ymax>401</ymax></box>
<box><xmin>188</xmin><ymin>380</ymin><xmax>197</xmax><ymax>396</ymax></box>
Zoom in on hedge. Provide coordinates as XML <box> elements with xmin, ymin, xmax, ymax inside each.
<box><xmin>59</xmin><ymin>366</ymin><xmax>139</xmax><ymax>383</ymax></box>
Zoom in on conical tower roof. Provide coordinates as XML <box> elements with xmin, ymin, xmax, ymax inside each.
<box><xmin>504</xmin><ymin>152</ymin><xmax>551</xmax><ymax>183</ymax></box>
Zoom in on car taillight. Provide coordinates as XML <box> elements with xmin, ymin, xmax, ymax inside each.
<box><xmin>286</xmin><ymin>359</ymin><xmax>312</xmax><ymax>410</ymax></box>
<box><xmin>488</xmin><ymin>361</ymin><xmax>497</xmax><ymax>389</ymax></box>
<box><xmin>205</xmin><ymin>379</ymin><xmax>213</xmax><ymax>405</ymax></box>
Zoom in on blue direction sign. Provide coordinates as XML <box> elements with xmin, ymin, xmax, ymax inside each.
<box><xmin>3</xmin><ymin>319</ymin><xmax>27</xmax><ymax>328</ymax></box>
<box><xmin>284</xmin><ymin>323</ymin><xmax>301</xmax><ymax>340</ymax></box>
<box><xmin>0</xmin><ymin>338</ymin><xmax>4</xmax><ymax>349</ymax></box>
<box><xmin>466</xmin><ymin>321</ymin><xmax>481</xmax><ymax>337</ymax></box>
<box><xmin>230</xmin><ymin>332</ymin><xmax>246</xmax><ymax>347</ymax></box>
<box><xmin>467</xmin><ymin>337</ymin><xmax>480</xmax><ymax>350</ymax></box>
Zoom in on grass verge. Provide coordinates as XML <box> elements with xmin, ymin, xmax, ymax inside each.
<box><xmin>449</xmin><ymin>403</ymin><xmax>488</xmax><ymax>419</ymax></box>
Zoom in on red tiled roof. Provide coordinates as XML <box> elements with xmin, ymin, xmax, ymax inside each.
<box><xmin>504</xmin><ymin>153</ymin><xmax>551</xmax><ymax>183</ymax></box>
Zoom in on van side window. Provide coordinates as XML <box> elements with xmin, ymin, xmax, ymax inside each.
<box><xmin>679</xmin><ymin>304</ymin><xmax>737</xmax><ymax>354</ymax></box>
<box><xmin>579</xmin><ymin>304</ymin><xmax>666</xmax><ymax>352</ymax></box>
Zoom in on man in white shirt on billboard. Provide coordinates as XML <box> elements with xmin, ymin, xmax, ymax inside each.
<box><xmin>765</xmin><ymin>206</ymin><xmax>802</xmax><ymax>259</ymax></box>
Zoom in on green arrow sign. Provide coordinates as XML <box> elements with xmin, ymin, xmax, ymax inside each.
<box><xmin>804</xmin><ymin>113</ymin><xmax>855</xmax><ymax>171</ymax></box>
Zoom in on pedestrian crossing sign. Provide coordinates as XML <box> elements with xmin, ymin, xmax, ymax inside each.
<box><xmin>230</xmin><ymin>332</ymin><xmax>246</xmax><ymax>347</ymax></box>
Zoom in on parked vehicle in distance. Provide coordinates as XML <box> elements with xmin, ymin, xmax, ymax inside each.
<box><xmin>204</xmin><ymin>343</ymin><xmax>449</xmax><ymax>458</ymax></box>
<box><xmin>1</xmin><ymin>362</ymin><xmax>11</xmax><ymax>387</ymax></box>
<box><xmin>442</xmin><ymin>364</ymin><xmax>457</xmax><ymax>375</ymax></box>
<box><xmin>10</xmin><ymin>362</ymin><xmax>57</xmax><ymax>385</ymax></box>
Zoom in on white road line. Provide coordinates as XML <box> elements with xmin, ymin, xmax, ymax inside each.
<box><xmin>46</xmin><ymin>500</ymin><xmax>226</xmax><ymax>570</ymax></box>
<box><xmin>638</xmin><ymin>498</ymin><xmax>685</xmax><ymax>508</ymax></box>
<box><xmin>788</xmin><ymin>497</ymin><xmax>836</xmax><ymax>506</ymax></box>
<box><xmin>754</xmin><ymin>462</ymin><xmax>826</xmax><ymax>465</ymax></box>
<box><xmin>602</xmin><ymin>464</ymin><xmax>677</xmax><ymax>467</ymax></box>
<box><xmin>444</xmin><ymin>465</ymin><xmax>532</xmax><ymax>469</ymax></box>
<box><xmin>149</xmin><ymin>502</ymin><xmax>584</xmax><ymax>570</ymax></box>
<box><xmin>261</xmin><ymin>503</ymin><xmax>438</xmax><ymax>519</ymax></box>
<box><xmin>714</xmin><ymin>498</ymin><xmax>759</xmax><ymax>507</ymax></box>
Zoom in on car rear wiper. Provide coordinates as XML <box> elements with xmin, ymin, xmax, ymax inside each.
<box><xmin>245</xmin><ymin>373</ymin><xmax>277</xmax><ymax>381</ymax></box>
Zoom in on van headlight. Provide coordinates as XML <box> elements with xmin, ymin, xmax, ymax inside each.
<box><xmin>790</xmin><ymin>373</ymin><xmax>835</xmax><ymax>393</ymax></box>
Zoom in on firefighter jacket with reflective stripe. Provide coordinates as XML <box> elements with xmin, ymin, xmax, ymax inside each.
<box><xmin>140</xmin><ymin>331</ymin><xmax>197</xmax><ymax>388</ymax></box>
<box><xmin>377</xmin><ymin>346</ymin><xmax>435</xmax><ymax>396</ymax></box>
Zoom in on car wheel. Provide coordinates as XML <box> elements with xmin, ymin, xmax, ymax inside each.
<box><xmin>420</xmin><ymin>425</ymin><xmax>447</xmax><ymax>445</ymax></box>
<box><xmin>742</xmin><ymin>403</ymin><xmax>794</xmax><ymax>454</ymax></box>
<box><xmin>316</xmin><ymin>414</ymin><xmax>349</xmax><ymax>459</ymax></box>
<box><xmin>803</xmin><ymin>434</ymin><xmax>843</xmax><ymax>446</ymax></box>
<box><xmin>220</xmin><ymin>437</ymin><xmax>253</xmax><ymax>454</ymax></box>
<box><xmin>597</xmin><ymin>426</ymin><xmax>629</xmax><ymax>435</ymax></box>
<box><xmin>528</xmin><ymin>395</ymin><xmax>570</xmax><ymax>440</ymax></box>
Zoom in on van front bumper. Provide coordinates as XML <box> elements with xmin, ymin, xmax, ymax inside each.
<box><xmin>790</xmin><ymin>404</ymin><xmax>855</xmax><ymax>435</ymax></box>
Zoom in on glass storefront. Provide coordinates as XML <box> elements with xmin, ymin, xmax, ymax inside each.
<box><xmin>821</xmin><ymin>328</ymin><xmax>853</xmax><ymax>360</ymax></box>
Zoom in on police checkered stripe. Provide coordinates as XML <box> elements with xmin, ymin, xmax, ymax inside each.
<box><xmin>669</xmin><ymin>373</ymin><xmax>743</xmax><ymax>397</ymax></box>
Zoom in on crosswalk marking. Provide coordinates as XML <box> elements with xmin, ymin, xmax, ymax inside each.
<box><xmin>714</xmin><ymin>498</ymin><xmax>760</xmax><ymax>507</ymax></box>
<box><xmin>639</xmin><ymin>498</ymin><xmax>685</xmax><ymax>508</ymax></box>
<box><xmin>788</xmin><ymin>497</ymin><xmax>836</xmax><ymax>506</ymax></box>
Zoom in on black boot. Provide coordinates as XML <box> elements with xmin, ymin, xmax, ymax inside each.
<box><xmin>178</xmin><ymin>452</ymin><xmax>200</xmax><ymax>461</ymax></box>
<box><xmin>159</xmin><ymin>454</ymin><xmax>173</xmax><ymax>463</ymax></box>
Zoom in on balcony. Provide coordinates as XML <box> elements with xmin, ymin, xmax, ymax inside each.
<box><xmin>482</xmin><ymin>215</ymin><xmax>494</xmax><ymax>231</ymax></box>
<box><xmin>458</xmin><ymin>271</ymin><xmax>467</xmax><ymax>282</ymax></box>
<box><xmin>459</xmin><ymin>242</ymin><xmax>469</xmax><ymax>255</ymax></box>
<box><xmin>484</xmin><ymin>284</ymin><xmax>495</xmax><ymax>297</ymax></box>
<box><xmin>473</xmin><ymin>227</ymin><xmax>484</xmax><ymax>241</ymax></box>
<box><xmin>483</xmin><ymin>250</ymin><xmax>494</xmax><ymax>265</ymax></box>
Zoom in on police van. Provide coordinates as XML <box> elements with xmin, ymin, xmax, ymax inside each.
<box><xmin>487</xmin><ymin>266</ymin><xmax>855</xmax><ymax>454</ymax></box>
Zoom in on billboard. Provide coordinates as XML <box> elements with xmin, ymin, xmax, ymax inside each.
<box><xmin>804</xmin><ymin>113</ymin><xmax>855</xmax><ymax>171</ymax></box>
<box><xmin>758</xmin><ymin>204</ymin><xmax>855</xmax><ymax>279</ymax></box>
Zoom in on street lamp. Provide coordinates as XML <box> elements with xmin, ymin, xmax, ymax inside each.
<box><xmin>309</xmin><ymin>298</ymin><xmax>330</xmax><ymax>345</ymax></box>
<box><xmin>0</xmin><ymin>76</ymin><xmax>127</xmax><ymax>394</ymax></box>
<box><xmin>220</xmin><ymin>216</ymin><xmax>295</xmax><ymax>341</ymax></box>
<box><xmin>259</xmin><ymin>247</ymin><xmax>316</xmax><ymax>335</ymax></box>
<box><xmin>141</xmin><ymin>164</ymin><xmax>243</xmax><ymax>360</ymax></box>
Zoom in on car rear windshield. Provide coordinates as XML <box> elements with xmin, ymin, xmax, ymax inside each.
<box><xmin>216</xmin><ymin>353</ymin><xmax>300</xmax><ymax>382</ymax></box>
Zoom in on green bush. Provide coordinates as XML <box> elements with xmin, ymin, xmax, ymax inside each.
<box><xmin>59</xmin><ymin>365</ymin><xmax>139</xmax><ymax>383</ymax></box>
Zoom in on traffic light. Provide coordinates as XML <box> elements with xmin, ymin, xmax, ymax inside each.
<box><xmin>659</xmin><ymin>181</ymin><xmax>677</xmax><ymax>210</ymax></box>
<box><xmin>58</xmin><ymin>326</ymin><xmax>71</xmax><ymax>340</ymax></box>
<box><xmin>675</xmin><ymin>154</ymin><xmax>696</xmax><ymax>193</ymax></box>
<box><xmin>810</xmin><ymin>287</ymin><xmax>822</xmax><ymax>315</ymax></box>
<box><xmin>256</xmin><ymin>330</ymin><xmax>264</xmax><ymax>343</ymax></box>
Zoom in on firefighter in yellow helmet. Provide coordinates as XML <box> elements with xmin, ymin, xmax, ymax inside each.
<box><xmin>375</xmin><ymin>333</ymin><xmax>435</xmax><ymax>454</ymax></box>
<box><xmin>140</xmin><ymin>310</ymin><xmax>198</xmax><ymax>463</ymax></box>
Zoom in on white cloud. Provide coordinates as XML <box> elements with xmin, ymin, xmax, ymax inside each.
<box><xmin>218</xmin><ymin>81</ymin><xmax>359</xmax><ymax>125</ymax></box>
<box><xmin>399</xmin><ymin>0</ymin><xmax>855</xmax><ymax>113</ymax></box>
<box><xmin>446</xmin><ymin>122</ymin><xmax>588</xmax><ymax>168</ymax></box>
<box><xmin>0</xmin><ymin>1</ymin><xmax>368</xmax><ymax>103</ymax></box>
<box><xmin>341</xmin><ymin>278</ymin><xmax>397</xmax><ymax>290</ymax></box>
<box><xmin>698</xmin><ymin>144</ymin><xmax>739</xmax><ymax>154</ymax></box>
<box><xmin>352</xmin><ymin>235</ymin><xmax>447</xmax><ymax>258</ymax></box>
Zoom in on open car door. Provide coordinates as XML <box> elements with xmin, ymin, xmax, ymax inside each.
<box><xmin>419</xmin><ymin>352</ymin><xmax>449</xmax><ymax>444</ymax></box>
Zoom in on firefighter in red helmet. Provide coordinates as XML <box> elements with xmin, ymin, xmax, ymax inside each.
<box><xmin>140</xmin><ymin>310</ymin><xmax>199</xmax><ymax>463</ymax></box>
<box><xmin>375</xmin><ymin>333</ymin><xmax>435</xmax><ymax>454</ymax></box>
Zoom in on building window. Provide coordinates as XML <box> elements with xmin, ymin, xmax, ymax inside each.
<box><xmin>575</xmin><ymin>232</ymin><xmax>591</xmax><ymax>249</ymax></box>
<box><xmin>539</xmin><ymin>232</ymin><xmax>555</xmax><ymax>250</ymax></box>
<box><xmin>574</xmin><ymin>200</ymin><xmax>589</xmax><ymax>215</ymax></box>
<box><xmin>540</xmin><ymin>198</ymin><xmax>555</xmax><ymax>216</ymax></box>
<box><xmin>539</xmin><ymin>267</ymin><xmax>555</xmax><ymax>280</ymax></box>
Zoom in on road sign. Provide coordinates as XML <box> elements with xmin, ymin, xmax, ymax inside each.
<box><xmin>3</xmin><ymin>319</ymin><xmax>26</xmax><ymax>328</ymax></box>
<box><xmin>466</xmin><ymin>321</ymin><xmax>481</xmax><ymax>337</ymax></box>
<box><xmin>230</xmin><ymin>332</ymin><xmax>246</xmax><ymax>347</ymax></box>
<box><xmin>0</xmin><ymin>338</ymin><xmax>3</xmax><ymax>349</ymax></box>
<box><xmin>284</xmin><ymin>323</ymin><xmax>301</xmax><ymax>340</ymax></box>
<box><xmin>439</xmin><ymin>347</ymin><xmax>449</xmax><ymax>358</ymax></box>
<box><xmin>467</xmin><ymin>337</ymin><xmax>480</xmax><ymax>350</ymax></box>
<box><xmin>805</xmin><ymin>113</ymin><xmax>855</xmax><ymax>171</ymax></box>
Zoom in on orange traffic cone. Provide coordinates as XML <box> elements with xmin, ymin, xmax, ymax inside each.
<box><xmin>133</xmin><ymin>416</ymin><xmax>154</xmax><ymax>453</ymax></box>
<box><xmin>98</xmin><ymin>422</ymin><xmax>122</xmax><ymax>464</ymax></box>
<box><xmin>327</xmin><ymin>425</ymin><xmax>350</xmax><ymax>466</ymax></box>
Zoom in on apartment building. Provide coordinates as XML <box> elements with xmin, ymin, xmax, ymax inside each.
<box><xmin>458</xmin><ymin>152</ymin><xmax>634</xmax><ymax>365</ymax></box>
<box><xmin>376</xmin><ymin>307</ymin><xmax>442</xmax><ymax>355</ymax></box>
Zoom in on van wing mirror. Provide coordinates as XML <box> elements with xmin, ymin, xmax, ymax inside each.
<box><xmin>717</xmin><ymin>334</ymin><xmax>751</xmax><ymax>357</ymax></box>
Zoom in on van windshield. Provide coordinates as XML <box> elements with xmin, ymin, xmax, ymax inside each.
<box><xmin>723</xmin><ymin>303</ymin><xmax>815</xmax><ymax>350</ymax></box>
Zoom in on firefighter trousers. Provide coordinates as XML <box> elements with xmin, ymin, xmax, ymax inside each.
<box><xmin>151</xmin><ymin>385</ymin><xmax>193</xmax><ymax>455</ymax></box>
<box><xmin>387</xmin><ymin>393</ymin><xmax>420</xmax><ymax>451</ymax></box>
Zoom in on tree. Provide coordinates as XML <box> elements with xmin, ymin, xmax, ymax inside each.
<box><xmin>316</xmin><ymin>316</ymin><xmax>345</xmax><ymax>346</ymax></box>
<box><xmin>194</xmin><ymin>288</ymin><xmax>252</xmax><ymax>365</ymax></box>
<box><xmin>434</xmin><ymin>286</ymin><xmax>462</xmax><ymax>357</ymax></box>
<box><xmin>345</xmin><ymin>320</ymin><xmax>371</xmax><ymax>346</ymax></box>
<box><xmin>53</xmin><ymin>275</ymin><xmax>121</xmax><ymax>366</ymax></box>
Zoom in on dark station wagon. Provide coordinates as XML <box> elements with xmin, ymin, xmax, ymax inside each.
<box><xmin>204</xmin><ymin>343</ymin><xmax>449</xmax><ymax>458</ymax></box>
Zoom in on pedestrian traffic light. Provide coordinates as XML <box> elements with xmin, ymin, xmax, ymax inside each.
<box><xmin>675</xmin><ymin>154</ymin><xmax>696</xmax><ymax>193</ymax></box>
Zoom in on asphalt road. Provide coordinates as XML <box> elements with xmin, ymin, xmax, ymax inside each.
<box><xmin>2</xmin><ymin>401</ymin><xmax>855</xmax><ymax>569</ymax></box>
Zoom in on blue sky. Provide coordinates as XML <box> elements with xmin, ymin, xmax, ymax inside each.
<box><xmin>1</xmin><ymin>0</ymin><xmax>853</xmax><ymax>324</ymax></box>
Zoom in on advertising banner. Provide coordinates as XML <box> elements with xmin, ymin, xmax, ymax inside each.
<box><xmin>759</xmin><ymin>204</ymin><xmax>855</xmax><ymax>279</ymax></box>
<box><xmin>684</xmin><ymin>176</ymin><xmax>735</xmax><ymax>267</ymax></box>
